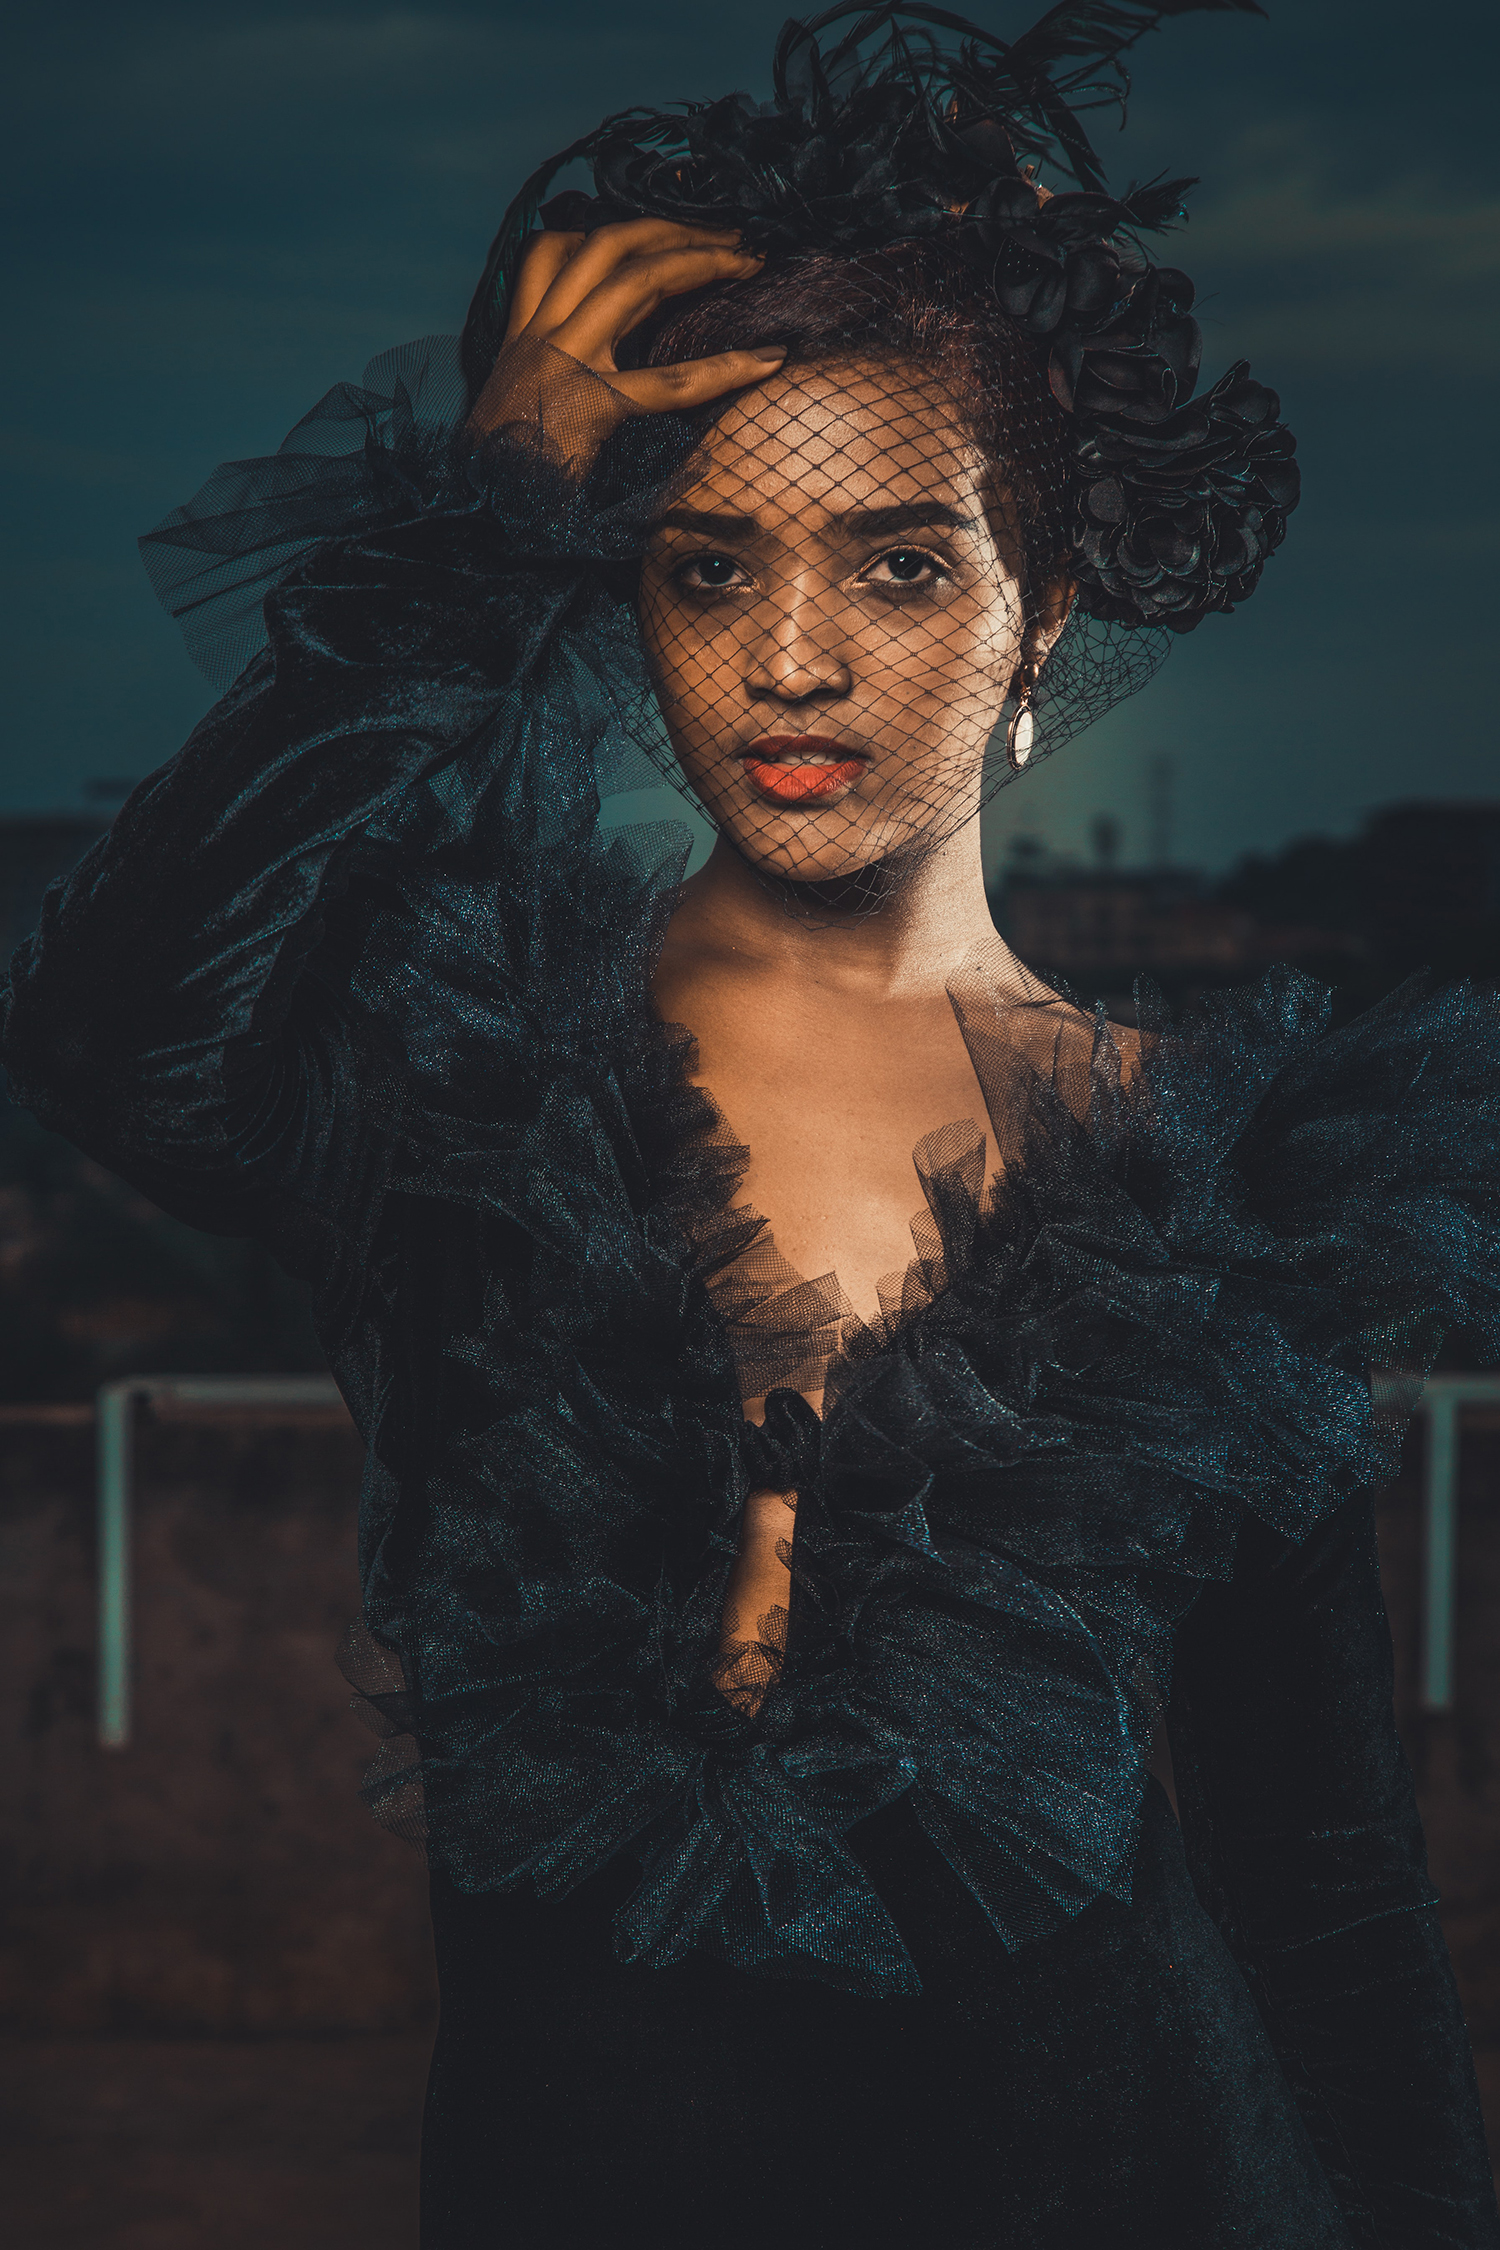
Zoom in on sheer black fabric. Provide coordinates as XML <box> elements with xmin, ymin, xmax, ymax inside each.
<box><xmin>5</xmin><ymin>342</ymin><xmax>1500</xmax><ymax>2242</ymax></box>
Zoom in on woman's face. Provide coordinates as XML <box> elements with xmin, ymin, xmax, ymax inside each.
<box><xmin>639</xmin><ymin>357</ymin><xmax>1056</xmax><ymax>882</ymax></box>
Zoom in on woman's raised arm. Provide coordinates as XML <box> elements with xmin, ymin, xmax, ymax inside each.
<box><xmin>1</xmin><ymin>488</ymin><xmax>587</xmax><ymax>1296</ymax></box>
<box><xmin>0</xmin><ymin>224</ymin><xmax>784</xmax><ymax>1312</ymax></box>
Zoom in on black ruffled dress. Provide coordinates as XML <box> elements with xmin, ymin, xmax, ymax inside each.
<box><xmin>7</xmin><ymin>340</ymin><xmax>1500</xmax><ymax>2248</ymax></box>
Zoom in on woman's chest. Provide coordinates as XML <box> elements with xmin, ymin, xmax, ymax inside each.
<box><xmin>679</xmin><ymin>985</ymin><xmax>997</xmax><ymax>1333</ymax></box>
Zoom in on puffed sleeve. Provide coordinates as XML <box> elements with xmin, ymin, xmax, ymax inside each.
<box><xmin>1169</xmin><ymin>1494</ymin><xmax>1500</xmax><ymax>2249</ymax></box>
<box><xmin>0</xmin><ymin>338</ymin><xmax>685</xmax><ymax>1329</ymax></box>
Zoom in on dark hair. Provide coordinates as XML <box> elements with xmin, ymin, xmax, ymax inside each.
<box><xmin>633</xmin><ymin>241</ymin><xmax>1073</xmax><ymax>596</ymax></box>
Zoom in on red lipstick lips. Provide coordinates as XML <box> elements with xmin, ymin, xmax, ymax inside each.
<box><xmin>741</xmin><ymin>737</ymin><xmax>866</xmax><ymax>804</ymax></box>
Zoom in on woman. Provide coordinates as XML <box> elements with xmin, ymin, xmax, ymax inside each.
<box><xmin>8</xmin><ymin>5</ymin><xmax>1500</xmax><ymax>2244</ymax></box>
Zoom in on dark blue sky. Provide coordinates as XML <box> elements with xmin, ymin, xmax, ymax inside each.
<box><xmin>6</xmin><ymin>1</ymin><xmax>1497</xmax><ymax>871</ymax></box>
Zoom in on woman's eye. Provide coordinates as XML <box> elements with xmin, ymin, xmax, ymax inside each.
<box><xmin>864</xmin><ymin>548</ymin><xmax>947</xmax><ymax>588</ymax></box>
<box><xmin>674</xmin><ymin>553</ymin><xmax>746</xmax><ymax>592</ymax></box>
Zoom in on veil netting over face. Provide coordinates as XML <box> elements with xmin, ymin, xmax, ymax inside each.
<box><xmin>459</xmin><ymin>2</ymin><xmax>1299</xmax><ymax>898</ymax></box>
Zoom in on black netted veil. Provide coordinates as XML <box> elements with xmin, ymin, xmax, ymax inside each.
<box><xmin>450</xmin><ymin>0</ymin><xmax>1297</xmax><ymax>878</ymax></box>
<box><xmin>611</xmin><ymin>231</ymin><xmax>1175</xmax><ymax>882</ymax></box>
<box><xmin>143</xmin><ymin>3</ymin><xmax>1297</xmax><ymax>899</ymax></box>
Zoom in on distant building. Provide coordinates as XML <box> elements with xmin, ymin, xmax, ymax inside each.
<box><xmin>995</xmin><ymin>861</ymin><xmax>1362</xmax><ymax>1003</ymax></box>
<box><xmin>996</xmin><ymin>801</ymin><xmax>1500</xmax><ymax>1008</ymax></box>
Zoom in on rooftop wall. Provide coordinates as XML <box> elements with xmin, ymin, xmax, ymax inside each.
<box><xmin>4</xmin><ymin>1402</ymin><xmax>1499</xmax><ymax>2045</ymax></box>
<box><xmin>1</xmin><ymin>1405</ymin><xmax>434</xmax><ymax>2036</ymax></box>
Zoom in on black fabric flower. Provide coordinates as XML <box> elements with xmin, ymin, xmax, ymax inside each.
<box><xmin>958</xmin><ymin>181</ymin><xmax>1298</xmax><ymax>627</ymax></box>
<box><xmin>464</xmin><ymin>2</ymin><xmax>1293</xmax><ymax>634</ymax></box>
<box><xmin>1073</xmin><ymin>361</ymin><xmax>1300</xmax><ymax>628</ymax></box>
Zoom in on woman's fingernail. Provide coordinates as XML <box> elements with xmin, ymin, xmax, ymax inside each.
<box><xmin>749</xmin><ymin>345</ymin><xmax>786</xmax><ymax>361</ymax></box>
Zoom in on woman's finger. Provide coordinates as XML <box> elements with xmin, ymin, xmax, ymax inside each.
<box><xmin>503</xmin><ymin>231</ymin><xmax>583</xmax><ymax>342</ymax></box>
<box><xmin>524</xmin><ymin>219</ymin><xmax>747</xmax><ymax>336</ymax></box>
<box><xmin>609</xmin><ymin>349</ymin><xmax>787</xmax><ymax>413</ymax></box>
<box><xmin>549</xmin><ymin>246</ymin><xmax>764</xmax><ymax>366</ymax></box>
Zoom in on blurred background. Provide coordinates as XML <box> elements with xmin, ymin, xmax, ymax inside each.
<box><xmin>3</xmin><ymin>1</ymin><xmax>1499</xmax><ymax>2243</ymax></box>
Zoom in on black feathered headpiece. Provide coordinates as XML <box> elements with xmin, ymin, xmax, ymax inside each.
<box><xmin>463</xmin><ymin>2</ymin><xmax>1297</xmax><ymax>633</ymax></box>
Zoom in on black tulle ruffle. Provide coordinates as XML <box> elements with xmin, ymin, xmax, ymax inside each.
<box><xmin>117</xmin><ymin>370</ymin><xmax>1500</xmax><ymax>1999</ymax></box>
<box><xmin>391</xmin><ymin>933</ymin><xmax>1500</xmax><ymax>1999</ymax></box>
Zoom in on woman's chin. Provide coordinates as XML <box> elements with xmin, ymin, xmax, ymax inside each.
<box><xmin>716</xmin><ymin>812</ymin><xmax>925</xmax><ymax>886</ymax></box>
<box><xmin>683</xmin><ymin>767</ymin><xmax>985</xmax><ymax>886</ymax></box>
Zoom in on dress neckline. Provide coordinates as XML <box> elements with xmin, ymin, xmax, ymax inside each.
<box><xmin>653</xmin><ymin>936</ymin><xmax>1128</xmax><ymax>1417</ymax></box>
<box><xmin>691</xmin><ymin>1110</ymin><xmax>994</xmax><ymax>1417</ymax></box>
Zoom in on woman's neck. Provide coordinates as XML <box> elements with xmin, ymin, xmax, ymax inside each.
<box><xmin>662</xmin><ymin>819</ymin><xmax>1025</xmax><ymax>1001</ymax></box>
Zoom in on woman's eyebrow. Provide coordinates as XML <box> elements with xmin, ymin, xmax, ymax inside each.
<box><xmin>654</xmin><ymin>507</ymin><xmax>760</xmax><ymax>538</ymax></box>
<box><xmin>837</xmin><ymin>503</ymin><xmax>978</xmax><ymax>539</ymax></box>
<box><xmin>653</xmin><ymin>501</ymin><xmax>978</xmax><ymax>541</ymax></box>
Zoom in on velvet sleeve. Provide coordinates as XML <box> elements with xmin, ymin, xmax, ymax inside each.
<box><xmin>0</xmin><ymin>342</ymin><xmax>681</xmax><ymax>1321</ymax></box>
<box><xmin>1168</xmin><ymin>1493</ymin><xmax>1500</xmax><ymax>2248</ymax></box>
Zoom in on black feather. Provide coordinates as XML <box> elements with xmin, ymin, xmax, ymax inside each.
<box><xmin>467</xmin><ymin>0</ymin><xmax>1267</xmax><ymax>377</ymax></box>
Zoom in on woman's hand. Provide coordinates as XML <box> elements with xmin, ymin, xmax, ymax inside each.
<box><xmin>469</xmin><ymin>218</ymin><xmax>785</xmax><ymax>461</ymax></box>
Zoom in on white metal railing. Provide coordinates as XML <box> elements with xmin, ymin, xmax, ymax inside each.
<box><xmin>1412</xmin><ymin>1375</ymin><xmax>1500</xmax><ymax>1712</ymax></box>
<box><xmin>87</xmin><ymin>1369</ymin><xmax>1499</xmax><ymax>1744</ymax></box>
<box><xmin>95</xmin><ymin>1374</ymin><xmax>346</xmax><ymax>1748</ymax></box>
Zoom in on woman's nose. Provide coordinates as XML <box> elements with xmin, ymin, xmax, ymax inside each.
<box><xmin>743</xmin><ymin>586</ymin><xmax>853</xmax><ymax>701</ymax></box>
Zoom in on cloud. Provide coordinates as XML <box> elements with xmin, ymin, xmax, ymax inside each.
<box><xmin>0</xmin><ymin>430</ymin><xmax>147</xmax><ymax>489</ymax></box>
<box><xmin>143</xmin><ymin>10</ymin><xmax>507</xmax><ymax>95</ymax></box>
<box><xmin>27</xmin><ymin>11</ymin><xmax>540</xmax><ymax>130</ymax></box>
<box><xmin>0</xmin><ymin>555</ymin><xmax>148</xmax><ymax>600</ymax></box>
<box><xmin>9</xmin><ymin>5</ymin><xmax>772</xmax><ymax>181</ymax></box>
<box><xmin>1183</xmin><ymin>127</ymin><xmax>1500</xmax><ymax>368</ymax></box>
